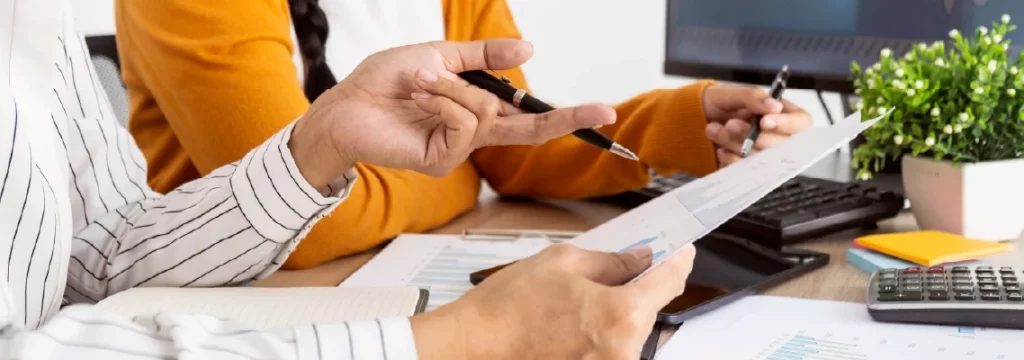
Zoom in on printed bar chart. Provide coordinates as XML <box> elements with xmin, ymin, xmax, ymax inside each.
<box><xmin>408</xmin><ymin>245</ymin><xmax>523</xmax><ymax>311</ymax></box>
<box><xmin>765</xmin><ymin>335</ymin><xmax>866</xmax><ymax>360</ymax></box>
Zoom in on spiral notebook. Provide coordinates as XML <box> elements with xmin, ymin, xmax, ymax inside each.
<box><xmin>95</xmin><ymin>286</ymin><xmax>429</xmax><ymax>330</ymax></box>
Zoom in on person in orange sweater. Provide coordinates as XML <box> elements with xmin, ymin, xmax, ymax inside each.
<box><xmin>115</xmin><ymin>0</ymin><xmax>812</xmax><ymax>269</ymax></box>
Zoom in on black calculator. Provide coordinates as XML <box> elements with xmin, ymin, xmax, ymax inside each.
<box><xmin>867</xmin><ymin>266</ymin><xmax>1024</xmax><ymax>329</ymax></box>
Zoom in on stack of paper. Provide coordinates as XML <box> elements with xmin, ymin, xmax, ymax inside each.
<box><xmin>855</xmin><ymin>230</ymin><xmax>1012</xmax><ymax>267</ymax></box>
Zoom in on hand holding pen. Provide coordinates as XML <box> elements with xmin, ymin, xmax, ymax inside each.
<box><xmin>702</xmin><ymin>66</ymin><xmax>810</xmax><ymax>166</ymax></box>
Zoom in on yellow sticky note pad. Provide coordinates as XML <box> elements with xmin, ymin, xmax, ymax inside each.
<box><xmin>854</xmin><ymin>231</ymin><xmax>1013</xmax><ymax>267</ymax></box>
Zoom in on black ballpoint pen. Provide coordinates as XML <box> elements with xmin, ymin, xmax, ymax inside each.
<box><xmin>741</xmin><ymin>65</ymin><xmax>789</xmax><ymax>157</ymax></box>
<box><xmin>457</xmin><ymin>70</ymin><xmax>639</xmax><ymax>161</ymax></box>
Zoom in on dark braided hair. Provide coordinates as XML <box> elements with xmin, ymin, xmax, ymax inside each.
<box><xmin>288</xmin><ymin>0</ymin><xmax>337</xmax><ymax>102</ymax></box>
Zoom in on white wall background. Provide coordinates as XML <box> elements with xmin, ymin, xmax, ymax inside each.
<box><xmin>70</xmin><ymin>0</ymin><xmax>845</xmax><ymax>128</ymax></box>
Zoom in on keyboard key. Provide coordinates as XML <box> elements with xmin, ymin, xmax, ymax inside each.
<box><xmin>1009</xmin><ymin>293</ymin><xmax>1024</xmax><ymax>302</ymax></box>
<box><xmin>951</xmin><ymin>266</ymin><xmax>970</xmax><ymax>274</ymax></box>
<box><xmin>879</xmin><ymin>292</ymin><xmax>923</xmax><ymax>302</ymax></box>
<box><xmin>878</xmin><ymin>285</ymin><xmax>897</xmax><ymax>293</ymax></box>
<box><xmin>927</xmin><ymin>266</ymin><xmax>944</xmax><ymax>274</ymax></box>
<box><xmin>955</xmin><ymin>291</ymin><xmax>975</xmax><ymax>300</ymax></box>
<box><xmin>903</xmin><ymin>285</ymin><xmax>923</xmax><ymax>292</ymax></box>
<box><xmin>903</xmin><ymin>267</ymin><xmax>922</xmax><ymax>274</ymax></box>
<box><xmin>981</xmin><ymin>293</ymin><xmax>1002</xmax><ymax>301</ymax></box>
<box><xmin>928</xmin><ymin>291</ymin><xmax>949</xmax><ymax>300</ymax></box>
<box><xmin>926</xmin><ymin>285</ymin><xmax>946</xmax><ymax>292</ymax></box>
<box><xmin>979</xmin><ymin>285</ymin><xmax>1000</xmax><ymax>293</ymax></box>
<box><xmin>953</xmin><ymin>285</ymin><xmax>974</xmax><ymax>292</ymax></box>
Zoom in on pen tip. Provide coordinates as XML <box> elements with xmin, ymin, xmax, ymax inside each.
<box><xmin>611</xmin><ymin>143</ymin><xmax>640</xmax><ymax>161</ymax></box>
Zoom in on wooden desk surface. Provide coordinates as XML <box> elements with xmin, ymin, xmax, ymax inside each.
<box><xmin>254</xmin><ymin>194</ymin><xmax>1024</xmax><ymax>349</ymax></box>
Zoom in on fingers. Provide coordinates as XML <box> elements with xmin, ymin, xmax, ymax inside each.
<box><xmin>762</xmin><ymin>100</ymin><xmax>812</xmax><ymax>134</ymax></box>
<box><xmin>485</xmin><ymin>104</ymin><xmax>616</xmax><ymax>146</ymax></box>
<box><xmin>706</xmin><ymin>85</ymin><xmax>784</xmax><ymax>115</ymax></box>
<box><xmin>410</xmin><ymin>92</ymin><xmax>478</xmax><ymax>162</ymax></box>
<box><xmin>429</xmin><ymin>39</ymin><xmax>534</xmax><ymax>73</ymax></box>
<box><xmin>625</xmin><ymin>244</ymin><xmax>697</xmax><ymax>309</ymax></box>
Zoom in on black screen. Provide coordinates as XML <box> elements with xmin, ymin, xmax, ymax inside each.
<box><xmin>666</xmin><ymin>0</ymin><xmax>1024</xmax><ymax>91</ymax></box>
<box><xmin>660</xmin><ymin>232</ymin><xmax>817</xmax><ymax>314</ymax></box>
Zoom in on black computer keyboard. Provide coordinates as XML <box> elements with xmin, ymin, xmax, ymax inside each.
<box><xmin>595</xmin><ymin>173</ymin><xmax>906</xmax><ymax>249</ymax></box>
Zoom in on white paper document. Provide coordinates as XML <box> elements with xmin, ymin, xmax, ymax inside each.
<box><xmin>341</xmin><ymin>234</ymin><xmax>551</xmax><ymax>311</ymax></box>
<box><xmin>658</xmin><ymin>296</ymin><xmax>1024</xmax><ymax>359</ymax></box>
<box><xmin>568</xmin><ymin>110</ymin><xmax>885</xmax><ymax>276</ymax></box>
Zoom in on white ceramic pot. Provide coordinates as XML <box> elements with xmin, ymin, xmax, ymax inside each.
<box><xmin>901</xmin><ymin>155</ymin><xmax>1024</xmax><ymax>241</ymax></box>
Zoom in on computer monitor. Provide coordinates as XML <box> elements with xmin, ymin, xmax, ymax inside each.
<box><xmin>665</xmin><ymin>0</ymin><xmax>1024</xmax><ymax>93</ymax></box>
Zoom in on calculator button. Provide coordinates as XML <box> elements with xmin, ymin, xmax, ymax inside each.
<box><xmin>880</xmin><ymin>268</ymin><xmax>898</xmax><ymax>274</ymax></box>
<box><xmin>904</xmin><ymin>267</ymin><xmax>922</xmax><ymax>274</ymax></box>
<box><xmin>926</xmin><ymin>285</ymin><xmax>946</xmax><ymax>292</ymax></box>
<box><xmin>1004</xmin><ymin>280</ymin><xmax>1019</xmax><ymax>287</ymax></box>
<box><xmin>953</xmin><ymin>274</ymin><xmax>972</xmax><ymax>281</ymax></box>
<box><xmin>978</xmin><ymin>280</ymin><xmax>999</xmax><ymax>287</ymax></box>
<box><xmin>902</xmin><ymin>274</ymin><xmax>922</xmax><ymax>280</ymax></box>
<box><xmin>927</xmin><ymin>280</ymin><xmax>947</xmax><ymax>286</ymax></box>
<box><xmin>977</xmin><ymin>274</ymin><xmax>996</xmax><ymax>281</ymax></box>
<box><xmin>1004</xmin><ymin>286</ymin><xmax>1021</xmax><ymax>292</ymax></box>
<box><xmin>981</xmin><ymin>293</ymin><xmax>1002</xmax><ymax>301</ymax></box>
<box><xmin>927</xmin><ymin>266</ymin><xmax>944</xmax><ymax>274</ymax></box>
<box><xmin>928</xmin><ymin>291</ymin><xmax>950</xmax><ymax>300</ymax></box>
<box><xmin>1008</xmin><ymin>293</ymin><xmax>1024</xmax><ymax>302</ymax></box>
<box><xmin>903</xmin><ymin>285</ymin><xmax>923</xmax><ymax>292</ymax></box>
<box><xmin>952</xmin><ymin>279</ymin><xmax>973</xmax><ymax>286</ymax></box>
<box><xmin>976</xmin><ymin>267</ymin><xmax>994</xmax><ymax>274</ymax></box>
<box><xmin>878</xmin><ymin>285</ymin><xmax>898</xmax><ymax>293</ymax></box>
<box><xmin>903</xmin><ymin>279</ymin><xmax>923</xmax><ymax>285</ymax></box>
<box><xmin>1000</xmin><ymin>267</ymin><xmax>1015</xmax><ymax>274</ymax></box>
<box><xmin>879</xmin><ymin>273</ymin><xmax>897</xmax><ymax>280</ymax></box>
<box><xmin>951</xmin><ymin>266</ymin><xmax>970</xmax><ymax>274</ymax></box>
<box><xmin>953</xmin><ymin>285</ymin><xmax>974</xmax><ymax>292</ymax></box>
<box><xmin>878</xmin><ymin>280</ymin><xmax>898</xmax><ymax>287</ymax></box>
<box><xmin>879</xmin><ymin>291</ymin><xmax>923</xmax><ymax>302</ymax></box>
<box><xmin>954</xmin><ymin>291</ymin><xmax>975</xmax><ymax>300</ymax></box>
<box><xmin>979</xmin><ymin>285</ymin><xmax>1001</xmax><ymax>293</ymax></box>
<box><xmin>1003</xmin><ymin>275</ymin><xmax>1018</xmax><ymax>282</ymax></box>
<box><xmin>926</xmin><ymin>274</ymin><xmax>946</xmax><ymax>280</ymax></box>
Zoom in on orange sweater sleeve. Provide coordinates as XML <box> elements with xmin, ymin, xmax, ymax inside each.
<box><xmin>116</xmin><ymin>0</ymin><xmax>480</xmax><ymax>269</ymax></box>
<box><xmin>445</xmin><ymin>0</ymin><xmax>719</xmax><ymax>198</ymax></box>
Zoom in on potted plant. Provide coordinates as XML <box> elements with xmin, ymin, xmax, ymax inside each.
<box><xmin>850</xmin><ymin>14</ymin><xmax>1024</xmax><ymax>242</ymax></box>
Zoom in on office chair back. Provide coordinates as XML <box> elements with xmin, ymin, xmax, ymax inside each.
<box><xmin>84</xmin><ymin>35</ymin><xmax>130</xmax><ymax>128</ymax></box>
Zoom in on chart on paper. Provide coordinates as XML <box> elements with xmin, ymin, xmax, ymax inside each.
<box><xmin>570</xmin><ymin>110</ymin><xmax>887</xmax><ymax>278</ymax></box>
<box><xmin>744</xmin><ymin>327</ymin><xmax>1022</xmax><ymax>360</ymax></box>
<box><xmin>340</xmin><ymin>234</ymin><xmax>549</xmax><ymax>311</ymax></box>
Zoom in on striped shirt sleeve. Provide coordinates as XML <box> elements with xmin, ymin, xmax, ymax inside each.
<box><xmin>0</xmin><ymin>1</ymin><xmax>419</xmax><ymax>358</ymax></box>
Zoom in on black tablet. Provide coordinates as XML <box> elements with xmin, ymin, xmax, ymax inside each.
<box><xmin>656</xmin><ymin>231</ymin><xmax>829</xmax><ymax>325</ymax></box>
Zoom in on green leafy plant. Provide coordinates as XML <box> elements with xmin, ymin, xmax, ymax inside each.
<box><xmin>850</xmin><ymin>14</ymin><xmax>1024</xmax><ymax>180</ymax></box>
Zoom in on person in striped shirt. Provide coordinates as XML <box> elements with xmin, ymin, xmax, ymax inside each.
<box><xmin>0</xmin><ymin>0</ymin><xmax>698</xmax><ymax>358</ymax></box>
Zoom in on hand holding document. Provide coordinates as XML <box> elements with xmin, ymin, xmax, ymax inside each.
<box><xmin>568</xmin><ymin>110</ymin><xmax>887</xmax><ymax>279</ymax></box>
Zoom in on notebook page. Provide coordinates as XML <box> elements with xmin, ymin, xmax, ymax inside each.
<box><xmin>95</xmin><ymin>287</ymin><xmax>423</xmax><ymax>330</ymax></box>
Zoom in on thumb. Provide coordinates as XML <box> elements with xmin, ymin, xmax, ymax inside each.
<box><xmin>429</xmin><ymin>39</ymin><xmax>534</xmax><ymax>73</ymax></box>
<box><xmin>625</xmin><ymin>244</ymin><xmax>696</xmax><ymax>309</ymax></box>
<box><xmin>576</xmin><ymin>246</ymin><xmax>654</xmax><ymax>285</ymax></box>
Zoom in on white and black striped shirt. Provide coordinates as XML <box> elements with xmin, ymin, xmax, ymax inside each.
<box><xmin>0</xmin><ymin>0</ymin><xmax>417</xmax><ymax>358</ymax></box>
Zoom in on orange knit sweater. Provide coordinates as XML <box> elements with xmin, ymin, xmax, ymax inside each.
<box><xmin>115</xmin><ymin>0</ymin><xmax>718</xmax><ymax>269</ymax></box>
